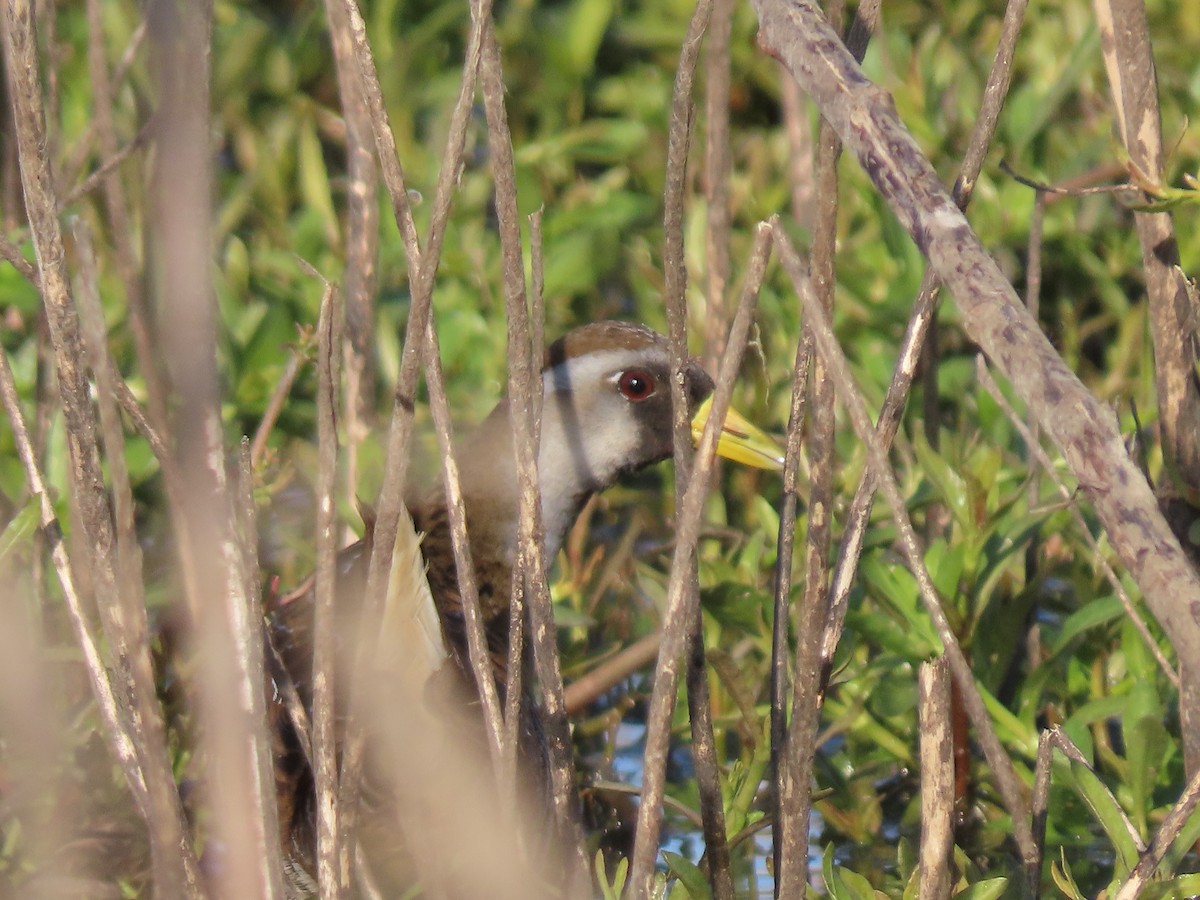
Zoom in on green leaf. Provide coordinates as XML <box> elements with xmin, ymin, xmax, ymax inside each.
<box><xmin>956</xmin><ymin>878</ymin><xmax>1009</xmax><ymax>900</ymax></box>
<box><xmin>661</xmin><ymin>851</ymin><xmax>711</xmax><ymax>900</ymax></box>
<box><xmin>823</xmin><ymin>849</ymin><xmax>878</xmax><ymax>900</ymax></box>
<box><xmin>0</xmin><ymin>497</ymin><xmax>40</xmax><ymax>560</ymax></box>
<box><xmin>1050</xmin><ymin>848</ymin><xmax>1087</xmax><ymax>900</ymax></box>
<box><xmin>1062</xmin><ymin>755</ymin><xmax>1142</xmax><ymax>876</ymax></box>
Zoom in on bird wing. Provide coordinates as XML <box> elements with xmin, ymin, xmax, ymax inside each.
<box><xmin>375</xmin><ymin>505</ymin><xmax>448</xmax><ymax>688</ymax></box>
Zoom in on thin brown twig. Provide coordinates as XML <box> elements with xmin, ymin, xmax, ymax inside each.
<box><xmin>312</xmin><ymin>281</ymin><xmax>345</xmax><ymax>897</ymax></box>
<box><xmin>1116</xmin><ymin>760</ymin><xmax>1200</xmax><ymax>900</ymax></box>
<box><xmin>819</xmin><ymin>0</ymin><xmax>1030</xmax><ymax>677</ymax></box>
<box><xmin>775</xmin><ymin>0</ymin><xmax>846</xmax><ymax>882</ymax></box>
<box><xmin>917</xmin><ymin>658</ymin><xmax>955</xmax><ymax>900</ymax></box>
<box><xmin>772</xmin><ymin>225</ymin><xmax>1038</xmax><ymax>863</ymax></box>
<box><xmin>632</xmin><ymin>0</ymin><xmax>719</xmax><ymax>892</ymax></box>
<box><xmin>702</xmin><ymin>0</ymin><xmax>735</xmax><ymax>369</ymax></box>
<box><xmin>1093</xmin><ymin>0</ymin><xmax>1200</xmax><ymax>777</ymax></box>
<box><xmin>250</xmin><ymin>332</ymin><xmax>312</xmax><ymax>468</ymax></box>
<box><xmin>478</xmin><ymin>23</ymin><xmax>583</xmax><ymax>877</ymax></box>
<box><xmin>334</xmin><ymin>0</ymin><xmax>491</xmax><ymax>850</ymax></box>
<box><xmin>84</xmin><ymin>0</ymin><xmax>170</xmax><ymax>445</ymax></box>
<box><xmin>236</xmin><ymin>436</ymin><xmax>285</xmax><ymax>890</ymax></box>
<box><xmin>323</xmin><ymin>0</ymin><xmax>380</xmax><ymax>515</ymax></box>
<box><xmin>408</xmin><ymin>316</ymin><xmax>518</xmax><ymax>885</ymax></box>
<box><xmin>0</xmin><ymin>344</ymin><xmax>152</xmax><ymax>860</ymax></box>
<box><xmin>59</xmin><ymin>120</ymin><xmax>152</xmax><ymax>208</ymax></box>
<box><xmin>630</xmin><ymin>221</ymin><xmax>773</xmax><ymax>896</ymax></box>
<box><xmin>147</xmin><ymin>0</ymin><xmax>277</xmax><ymax>893</ymax></box>
<box><xmin>0</xmin><ymin>235</ymin><xmax>38</xmax><ymax>285</ymax></box>
<box><xmin>564</xmin><ymin>633</ymin><xmax>662</xmax><ymax>715</ymax></box>
<box><xmin>4</xmin><ymin>4</ymin><xmax>203</xmax><ymax>893</ymax></box>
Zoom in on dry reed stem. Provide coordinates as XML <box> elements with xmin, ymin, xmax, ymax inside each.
<box><xmin>918</xmin><ymin>658</ymin><xmax>955</xmax><ymax>900</ymax></box>
<box><xmin>3</xmin><ymin>3</ymin><xmax>202</xmax><ymax>893</ymax></box>
<box><xmin>819</xmin><ymin>0</ymin><xmax>1029</xmax><ymax>675</ymax></box>
<box><xmin>331</xmin><ymin>0</ymin><xmax>492</xmax><ymax>850</ymax></box>
<box><xmin>0</xmin><ymin>341</ymin><xmax>150</xmax><ymax>861</ymax></box>
<box><xmin>312</xmin><ymin>281</ymin><xmax>346</xmax><ymax>896</ymax></box>
<box><xmin>322</xmin><ymin>0</ymin><xmax>380</xmax><ymax>511</ymax></box>
<box><xmin>249</xmin><ymin>335</ymin><xmax>311</xmax><ymax>468</ymax></box>
<box><xmin>701</xmin><ymin>0</ymin><xmax>735</xmax><ymax>369</ymax></box>
<box><xmin>1116</xmin><ymin>761</ymin><xmax>1200</xmax><ymax>899</ymax></box>
<box><xmin>630</xmin><ymin>222</ymin><xmax>773</xmax><ymax>896</ymax></box>
<box><xmin>1093</xmin><ymin>0</ymin><xmax>1200</xmax><ymax>778</ymax></box>
<box><xmin>773</xmin><ymin>226</ymin><xmax>1038</xmax><ymax>863</ymax></box>
<box><xmin>478</xmin><ymin>24</ymin><xmax>585</xmax><ymax>877</ymax></box>
<box><xmin>754</xmin><ymin>0</ymin><xmax>1200</xmax><ymax>689</ymax></box>
<box><xmin>774</xmin><ymin>3</ymin><xmax>881</xmax><ymax>885</ymax></box>
<box><xmin>768</xmin><ymin>290</ymin><xmax>812</xmax><ymax>883</ymax></box>
<box><xmin>689</xmin><ymin>7</ymin><xmax>740</xmax><ymax>881</ymax></box>
<box><xmin>83</xmin><ymin>0</ymin><xmax>168</xmax><ymax>442</ymax></box>
<box><xmin>0</xmin><ymin>235</ymin><xmax>38</xmax><ymax>284</ymax></box>
<box><xmin>146</xmin><ymin>0</ymin><xmax>279</xmax><ymax>893</ymax></box>
<box><xmin>631</xmin><ymin>0</ymin><xmax>716</xmax><ymax>893</ymax></box>
<box><xmin>422</xmin><ymin>311</ymin><xmax>509</xmax><ymax>762</ymax></box>
<box><xmin>1032</xmin><ymin>727</ymin><xmax>1144</xmax><ymax>895</ymax></box>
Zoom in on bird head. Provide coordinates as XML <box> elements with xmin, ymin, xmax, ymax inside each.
<box><xmin>538</xmin><ymin>321</ymin><xmax>782</xmax><ymax>497</ymax></box>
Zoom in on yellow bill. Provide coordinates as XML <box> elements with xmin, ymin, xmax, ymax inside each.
<box><xmin>690</xmin><ymin>395</ymin><xmax>785</xmax><ymax>472</ymax></box>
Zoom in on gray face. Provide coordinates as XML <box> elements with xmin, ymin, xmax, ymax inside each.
<box><xmin>539</xmin><ymin>346</ymin><xmax>715</xmax><ymax>499</ymax></box>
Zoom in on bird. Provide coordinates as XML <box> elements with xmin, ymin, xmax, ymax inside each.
<box><xmin>265</xmin><ymin>320</ymin><xmax>783</xmax><ymax>896</ymax></box>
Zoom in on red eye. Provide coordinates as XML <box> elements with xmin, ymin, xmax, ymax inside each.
<box><xmin>617</xmin><ymin>369</ymin><xmax>655</xmax><ymax>401</ymax></box>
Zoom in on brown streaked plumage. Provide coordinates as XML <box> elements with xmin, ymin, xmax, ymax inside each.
<box><xmin>266</xmin><ymin>321</ymin><xmax>782</xmax><ymax>895</ymax></box>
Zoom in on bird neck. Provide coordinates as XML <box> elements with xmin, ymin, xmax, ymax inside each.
<box><xmin>451</xmin><ymin>397</ymin><xmax>593</xmax><ymax>576</ymax></box>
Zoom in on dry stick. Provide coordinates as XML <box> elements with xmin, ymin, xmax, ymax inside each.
<box><xmin>1030</xmin><ymin>727</ymin><xmax>1145</xmax><ymax>895</ymax></box>
<box><xmin>250</xmin><ymin>335</ymin><xmax>312</xmax><ymax>468</ymax></box>
<box><xmin>772</xmin><ymin>227</ymin><xmax>1038</xmax><ymax>863</ymax></box>
<box><xmin>323</xmin><ymin>0</ymin><xmax>380</xmax><ymax>510</ymax></box>
<box><xmin>819</xmin><ymin>0</ymin><xmax>1029</xmax><ymax>676</ymax></box>
<box><xmin>975</xmin><ymin>358</ymin><xmax>1179</xmax><ymax>686</ymax></box>
<box><xmin>768</xmin><ymin>318</ymin><xmax>812</xmax><ymax>878</ymax></box>
<box><xmin>59</xmin><ymin>121</ymin><xmax>151</xmax><ymax>208</ymax></box>
<box><xmin>1023</xmin><ymin>192</ymin><xmax>1045</xmax><ymax>579</ymax></box>
<box><xmin>776</xmin><ymin>0</ymin><xmax>845</xmax><ymax>879</ymax></box>
<box><xmin>332</xmin><ymin>0</ymin><xmax>490</xmax><ymax>855</ymax></box>
<box><xmin>1093</xmin><ymin>0</ymin><xmax>1200</xmax><ymax>780</ymax></box>
<box><xmin>775</xmin><ymin>3</ymin><xmax>878</xmax><ymax>888</ymax></box>
<box><xmin>1029</xmin><ymin>729</ymin><xmax>1055</xmax><ymax>894</ymax></box>
<box><xmin>682</xmin><ymin>3</ymin><xmax>739</xmax><ymax>889</ymax></box>
<box><xmin>1116</xmin><ymin>763</ymin><xmax>1200</xmax><ymax>900</ymax></box>
<box><xmin>477</xmin><ymin>25</ymin><xmax>585</xmax><ymax>877</ymax></box>
<box><xmin>918</xmin><ymin>658</ymin><xmax>955</xmax><ymax>900</ymax></box>
<box><xmin>0</xmin><ymin>235</ymin><xmax>39</xmax><ymax>285</ymax></box>
<box><xmin>235</xmin><ymin>436</ymin><xmax>285</xmax><ymax>889</ymax></box>
<box><xmin>649</xmin><ymin>0</ymin><xmax>736</xmax><ymax>895</ymax></box>
<box><xmin>0</xmin><ymin>346</ymin><xmax>152</xmax><ymax>851</ymax></box>
<box><xmin>146</xmin><ymin>0</ymin><xmax>278</xmax><ymax>894</ymax></box>
<box><xmin>2</xmin><ymin>5</ymin><xmax>203</xmax><ymax>895</ymax></box>
<box><xmin>312</xmin><ymin>282</ymin><xmax>346</xmax><ymax>897</ymax></box>
<box><xmin>684</xmin><ymin>620</ymin><xmax>736</xmax><ymax>900</ymax></box>
<box><xmin>421</xmin><ymin>314</ymin><xmax>508</xmax><ymax>764</ymax></box>
<box><xmin>629</xmin><ymin>222</ymin><xmax>773</xmax><ymax>897</ymax></box>
<box><xmin>756</xmin><ymin>0</ymin><xmax>1200</xmax><ymax>688</ymax></box>
<box><xmin>564</xmin><ymin>634</ymin><xmax>663</xmax><ymax>715</ymax></box>
<box><xmin>83</xmin><ymin>0</ymin><xmax>171</xmax><ymax>451</ymax></box>
<box><xmin>702</xmin><ymin>0</ymin><xmax>735</xmax><ymax>369</ymax></box>
<box><xmin>504</xmin><ymin>208</ymin><xmax>548</xmax><ymax>781</ymax></box>
<box><xmin>72</xmin><ymin>217</ymin><xmax>146</xmax><ymax>674</ymax></box>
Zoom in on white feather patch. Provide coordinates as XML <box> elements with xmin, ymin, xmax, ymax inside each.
<box><xmin>376</xmin><ymin>506</ymin><xmax>447</xmax><ymax>687</ymax></box>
